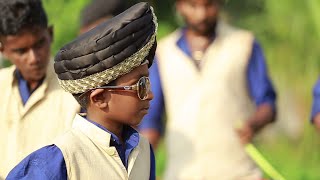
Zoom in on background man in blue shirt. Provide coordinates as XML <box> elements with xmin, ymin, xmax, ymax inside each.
<box><xmin>139</xmin><ymin>0</ymin><xmax>277</xmax><ymax>178</ymax></box>
<box><xmin>140</xmin><ymin>0</ymin><xmax>277</xmax><ymax>149</ymax></box>
<box><xmin>311</xmin><ymin>79</ymin><xmax>320</xmax><ymax>129</ymax></box>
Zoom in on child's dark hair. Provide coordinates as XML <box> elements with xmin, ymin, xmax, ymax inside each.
<box><xmin>0</xmin><ymin>0</ymin><xmax>48</xmax><ymax>36</ymax></box>
<box><xmin>80</xmin><ymin>0</ymin><xmax>125</xmax><ymax>29</ymax></box>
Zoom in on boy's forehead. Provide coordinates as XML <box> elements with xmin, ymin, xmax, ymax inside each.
<box><xmin>1</xmin><ymin>25</ymin><xmax>47</xmax><ymax>40</ymax></box>
<box><xmin>116</xmin><ymin>64</ymin><xmax>149</xmax><ymax>84</ymax></box>
<box><xmin>134</xmin><ymin>64</ymin><xmax>149</xmax><ymax>77</ymax></box>
<box><xmin>17</xmin><ymin>25</ymin><xmax>48</xmax><ymax>36</ymax></box>
<box><xmin>0</xmin><ymin>26</ymin><xmax>48</xmax><ymax>47</ymax></box>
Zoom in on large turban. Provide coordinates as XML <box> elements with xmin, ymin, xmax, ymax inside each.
<box><xmin>54</xmin><ymin>2</ymin><xmax>157</xmax><ymax>94</ymax></box>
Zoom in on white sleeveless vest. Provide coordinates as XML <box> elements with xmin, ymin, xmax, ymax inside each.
<box><xmin>55</xmin><ymin>115</ymin><xmax>151</xmax><ymax>180</ymax></box>
<box><xmin>0</xmin><ymin>64</ymin><xmax>80</xmax><ymax>178</ymax></box>
<box><xmin>157</xmin><ymin>23</ymin><xmax>262</xmax><ymax>180</ymax></box>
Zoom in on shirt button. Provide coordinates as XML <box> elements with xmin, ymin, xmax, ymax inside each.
<box><xmin>106</xmin><ymin>148</ymin><xmax>116</xmax><ymax>156</ymax></box>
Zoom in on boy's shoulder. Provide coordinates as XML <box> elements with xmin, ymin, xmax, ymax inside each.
<box><xmin>53</xmin><ymin>125</ymin><xmax>151</xmax><ymax>153</ymax></box>
<box><xmin>0</xmin><ymin>65</ymin><xmax>16</xmax><ymax>89</ymax></box>
<box><xmin>6</xmin><ymin>145</ymin><xmax>65</xmax><ymax>180</ymax></box>
<box><xmin>0</xmin><ymin>65</ymin><xmax>15</xmax><ymax>78</ymax></box>
<box><xmin>138</xmin><ymin>133</ymin><xmax>152</xmax><ymax>151</ymax></box>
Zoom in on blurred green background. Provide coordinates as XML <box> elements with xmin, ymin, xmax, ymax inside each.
<box><xmin>39</xmin><ymin>0</ymin><xmax>320</xmax><ymax>179</ymax></box>
<box><xmin>3</xmin><ymin>0</ymin><xmax>320</xmax><ymax>179</ymax></box>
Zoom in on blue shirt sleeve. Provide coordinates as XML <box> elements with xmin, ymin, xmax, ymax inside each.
<box><xmin>149</xmin><ymin>144</ymin><xmax>156</xmax><ymax>180</ymax></box>
<box><xmin>139</xmin><ymin>58</ymin><xmax>165</xmax><ymax>134</ymax></box>
<box><xmin>6</xmin><ymin>145</ymin><xmax>67</xmax><ymax>180</ymax></box>
<box><xmin>311</xmin><ymin>78</ymin><xmax>320</xmax><ymax>122</ymax></box>
<box><xmin>247</xmin><ymin>40</ymin><xmax>277</xmax><ymax>110</ymax></box>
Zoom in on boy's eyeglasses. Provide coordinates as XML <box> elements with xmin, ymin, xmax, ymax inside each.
<box><xmin>95</xmin><ymin>76</ymin><xmax>150</xmax><ymax>100</ymax></box>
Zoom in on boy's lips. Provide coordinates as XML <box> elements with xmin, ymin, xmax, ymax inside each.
<box><xmin>30</xmin><ymin>65</ymin><xmax>45</xmax><ymax>72</ymax></box>
<box><xmin>142</xmin><ymin>106</ymin><xmax>149</xmax><ymax>111</ymax></box>
<box><xmin>140</xmin><ymin>106</ymin><xmax>150</xmax><ymax>114</ymax></box>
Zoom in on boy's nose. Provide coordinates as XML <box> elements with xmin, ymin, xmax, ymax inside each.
<box><xmin>146</xmin><ymin>90</ymin><xmax>154</xmax><ymax>101</ymax></box>
<box><xmin>28</xmin><ymin>49</ymin><xmax>40</xmax><ymax>64</ymax></box>
<box><xmin>194</xmin><ymin>6</ymin><xmax>207</xmax><ymax>22</ymax></box>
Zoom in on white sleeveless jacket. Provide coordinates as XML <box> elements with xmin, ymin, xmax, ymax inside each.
<box><xmin>157</xmin><ymin>23</ymin><xmax>262</xmax><ymax>180</ymax></box>
<box><xmin>55</xmin><ymin>115</ymin><xmax>151</xmax><ymax>180</ymax></box>
<box><xmin>0</xmin><ymin>64</ymin><xmax>80</xmax><ymax>178</ymax></box>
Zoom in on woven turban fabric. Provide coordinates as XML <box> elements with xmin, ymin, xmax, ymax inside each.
<box><xmin>54</xmin><ymin>2</ymin><xmax>157</xmax><ymax>94</ymax></box>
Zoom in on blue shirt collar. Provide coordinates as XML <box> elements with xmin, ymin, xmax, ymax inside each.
<box><xmin>15</xmin><ymin>69</ymin><xmax>45</xmax><ymax>105</ymax></box>
<box><xmin>84</xmin><ymin>117</ymin><xmax>140</xmax><ymax>169</ymax></box>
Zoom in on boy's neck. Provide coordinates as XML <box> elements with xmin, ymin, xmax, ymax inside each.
<box><xmin>28</xmin><ymin>80</ymin><xmax>42</xmax><ymax>92</ymax></box>
<box><xmin>86</xmin><ymin>113</ymin><xmax>124</xmax><ymax>143</ymax></box>
<box><xmin>185</xmin><ymin>29</ymin><xmax>214</xmax><ymax>53</ymax></box>
<box><xmin>16</xmin><ymin>70</ymin><xmax>45</xmax><ymax>92</ymax></box>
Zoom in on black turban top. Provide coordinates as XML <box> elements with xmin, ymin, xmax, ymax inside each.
<box><xmin>54</xmin><ymin>2</ymin><xmax>157</xmax><ymax>94</ymax></box>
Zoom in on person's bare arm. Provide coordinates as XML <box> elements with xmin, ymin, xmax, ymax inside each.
<box><xmin>313</xmin><ymin>113</ymin><xmax>320</xmax><ymax>131</ymax></box>
<box><xmin>237</xmin><ymin>103</ymin><xmax>276</xmax><ymax>144</ymax></box>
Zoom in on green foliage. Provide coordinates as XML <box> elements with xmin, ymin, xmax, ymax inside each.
<box><xmin>255</xmin><ymin>127</ymin><xmax>320</xmax><ymax>180</ymax></box>
<box><xmin>155</xmin><ymin>141</ymin><xmax>167</xmax><ymax>176</ymax></box>
<box><xmin>227</xmin><ymin>0</ymin><xmax>320</xmax><ymax>87</ymax></box>
<box><xmin>42</xmin><ymin>0</ymin><xmax>90</xmax><ymax>55</ymax></box>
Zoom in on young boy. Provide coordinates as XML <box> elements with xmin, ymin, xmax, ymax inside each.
<box><xmin>0</xmin><ymin>0</ymin><xmax>80</xmax><ymax>178</ymax></box>
<box><xmin>6</xmin><ymin>2</ymin><xmax>157</xmax><ymax>180</ymax></box>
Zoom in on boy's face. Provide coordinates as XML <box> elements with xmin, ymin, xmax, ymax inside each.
<box><xmin>0</xmin><ymin>26</ymin><xmax>53</xmax><ymax>82</ymax></box>
<box><xmin>104</xmin><ymin>64</ymin><xmax>153</xmax><ymax>126</ymax></box>
<box><xmin>177</xmin><ymin>0</ymin><xmax>220</xmax><ymax>35</ymax></box>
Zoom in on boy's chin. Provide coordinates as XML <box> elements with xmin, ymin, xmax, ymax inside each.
<box><xmin>129</xmin><ymin>118</ymin><xmax>143</xmax><ymax>127</ymax></box>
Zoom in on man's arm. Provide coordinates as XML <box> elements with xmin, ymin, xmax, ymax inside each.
<box><xmin>238</xmin><ymin>103</ymin><xmax>276</xmax><ymax>144</ymax></box>
<box><xmin>139</xmin><ymin>59</ymin><xmax>165</xmax><ymax>150</ymax></box>
<box><xmin>6</xmin><ymin>145</ymin><xmax>67</xmax><ymax>180</ymax></box>
<box><xmin>313</xmin><ymin>114</ymin><xmax>320</xmax><ymax>130</ymax></box>
<box><xmin>311</xmin><ymin>79</ymin><xmax>320</xmax><ymax>130</ymax></box>
<box><xmin>237</xmin><ymin>40</ymin><xmax>277</xmax><ymax>144</ymax></box>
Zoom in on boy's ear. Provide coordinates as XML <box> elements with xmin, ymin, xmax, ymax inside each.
<box><xmin>89</xmin><ymin>89</ymin><xmax>109</xmax><ymax>109</ymax></box>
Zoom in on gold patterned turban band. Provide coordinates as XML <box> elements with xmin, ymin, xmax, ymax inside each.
<box><xmin>54</xmin><ymin>2</ymin><xmax>157</xmax><ymax>94</ymax></box>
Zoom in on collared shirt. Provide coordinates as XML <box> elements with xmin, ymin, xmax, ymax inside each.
<box><xmin>6</xmin><ymin>118</ymin><xmax>156</xmax><ymax>180</ymax></box>
<box><xmin>85</xmin><ymin>118</ymin><xmax>140</xmax><ymax>169</ymax></box>
<box><xmin>15</xmin><ymin>70</ymin><xmax>44</xmax><ymax>105</ymax></box>
<box><xmin>139</xmin><ymin>28</ymin><xmax>276</xmax><ymax>133</ymax></box>
<box><xmin>311</xmin><ymin>78</ymin><xmax>320</xmax><ymax>122</ymax></box>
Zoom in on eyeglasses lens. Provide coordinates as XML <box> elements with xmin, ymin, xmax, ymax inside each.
<box><xmin>138</xmin><ymin>77</ymin><xmax>150</xmax><ymax>100</ymax></box>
